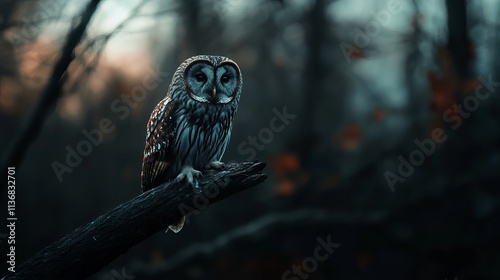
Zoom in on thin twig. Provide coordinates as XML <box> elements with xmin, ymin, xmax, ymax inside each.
<box><xmin>0</xmin><ymin>0</ymin><xmax>102</xmax><ymax>178</ymax></box>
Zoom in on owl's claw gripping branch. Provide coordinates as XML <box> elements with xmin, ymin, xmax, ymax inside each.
<box><xmin>176</xmin><ymin>166</ymin><xmax>203</xmax><ymax>184</ymax></box>
<box><xmin>8</xmin><ymin>161</ymin><xmax>267</xmax><ymax>280</ymax></box>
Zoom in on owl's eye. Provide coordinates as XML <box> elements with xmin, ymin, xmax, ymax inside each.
<box><xmin>195</xmin><ymin>73</ymin><xmax>207</xmax><ymax>82</ymax></box>
<box><xmin>220</xmin><ymin>75</ymin><xmax>230</xmax><ymax>84</ymax></box>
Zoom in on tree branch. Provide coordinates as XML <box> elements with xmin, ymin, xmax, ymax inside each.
<box><xmin>6</xmin><ymin>161</ymin><xmax>267</xmax><ymax>280</ymax></box>
<box><xmin>0</xmin><ymin>0</ymin><xmax>101</xmax><ymax>179</ymax></box>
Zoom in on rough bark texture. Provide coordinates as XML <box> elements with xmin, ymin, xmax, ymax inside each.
<box><xmin>6</xmin><ymin>161</ymin><xmax>267</xmax><ymax>280</ymax></box>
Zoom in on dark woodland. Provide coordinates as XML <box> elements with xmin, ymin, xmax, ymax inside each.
<box><xmin>0</xmin><ymin>0</ymin><xmax>499</xmax><ymax>279</ymax></box>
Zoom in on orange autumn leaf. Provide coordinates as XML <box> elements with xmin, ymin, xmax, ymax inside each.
<box><xmin>373</xmin><ymin>109</ymin><xmax>384</xmax><ymax>122</ymax></box>
<box><xmin>272</xmin><ymin>153</ymin><xmax>299</xmax><ymax>178</ymax></box>
<box><xmin>427</xmin><ymin>72</ymin><xmax>455</xmax><ymax>112</ymax></box>
<box><xmin>336</xmin><ymin>123</ymin><xmax>362</xmax><ymax>151</ymax></box>
<box><xmin>427</xmin><ymin>48</ymin><xmax>456</xmax><ymax>112</ymax></box>
<box><xmin>350</xmin><ymin>48</ymin><xmax>365</xmax><ymax>60</ymax></box>
<box><xmin>276</xmin><ymin>179</ymin><xmax>295</xmax><ymax>196</ymax></box>
<box><xmin>427</xmin><ymin>45</ymin><xmax>479</xmax><ymax>132</ymax></box>
<box><xmin>462</xmin><ymin>79</ymin><xmax>480</xmax><ymax>92</ymax></box>
<box><xmin>426</xmin><ymin>47</ymin><xmax>459</xmax><ymax>131</ymax></box>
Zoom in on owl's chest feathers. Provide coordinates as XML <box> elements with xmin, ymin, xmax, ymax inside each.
<box><xmin>172</xmin><ymin>107</ymin><xmax>231</xmax><ymax>169</ymax></box>
<box><xmin>188</xmin><ymin>103</ymin><xmax>232</xmax><ymax>125</ymax></box>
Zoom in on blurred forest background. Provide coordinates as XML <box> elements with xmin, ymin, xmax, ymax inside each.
<box><xmin>1</xmin><ymin>0</ymin><xmax>499</xmax><ymax>279</ymax></box>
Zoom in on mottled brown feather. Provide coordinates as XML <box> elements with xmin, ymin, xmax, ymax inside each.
<box><xmin>141</xmin><ymin>98</ymin><xmax>177</xmax><ymax>192</ymax></box>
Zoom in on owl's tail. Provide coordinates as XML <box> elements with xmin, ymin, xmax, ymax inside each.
<box><xmin>167</xmin><ymin>215</ymin><xmax>186</xmax><ymax>233</ymax></box>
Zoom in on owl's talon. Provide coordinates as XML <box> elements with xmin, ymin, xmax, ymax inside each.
<box><xmin>206</xmin><ymin>161</ymin><xmax>225</xmax><ymax>170</ymax></box>
<box><xmin>167</xmin><ymin>215</ymin><xmax>186</xmax><ymax>233</ymax></box>
<box><xmin>176</xmin><ymin>166</ymin><xmax>202</xmax><ymax>185</ymax></box>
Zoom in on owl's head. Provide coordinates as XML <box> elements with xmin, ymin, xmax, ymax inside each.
<box><xmin>170</xmin><ymin>55</ymin><xmax>242</xmax><ymax>105</ymax></box>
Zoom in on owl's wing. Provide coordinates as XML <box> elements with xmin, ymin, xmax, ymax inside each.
<box><xmin>141</xmin><ymin>97</ymin><xmax>177</xmax><ymax>192</ymax></box>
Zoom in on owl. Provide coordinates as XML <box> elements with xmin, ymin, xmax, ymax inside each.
<box><xmin>141</xmin><ymin>55</ymin><xmax>242</xmax><ymax>232</ymax></box>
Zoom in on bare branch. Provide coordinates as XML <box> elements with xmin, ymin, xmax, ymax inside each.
<box><xmin>0</xmin><ymin>0</ymin><xmax>102</xmax><ymax>178</ymax></box>
<box><xmin>6</xmin><ymin>161</ymin><xmax>267</xmax><ymax>280</ymax></box>
<box><xmin>77</xmin><ymin>0</ymin><xmax>152</xmax><ymax>72</ymax></box>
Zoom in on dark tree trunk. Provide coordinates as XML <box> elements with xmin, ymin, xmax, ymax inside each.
<box><xmin>445</xmin><ymin>0</ymin><xmax>471</xmax><ymax>79</ymax></box>
<box><xmin>0</xmin><ymin>0</ymin><xmax>102</xmax><ymax>181</ymax></box>
<box><xmin>297</xmin><ymin>0</ymin><xmax>327</xmax><ymax>163</ymax></box>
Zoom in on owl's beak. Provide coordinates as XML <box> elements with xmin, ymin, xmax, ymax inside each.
<box><xmin>212</xmin><ymin>87</ymin><xmax>217</xmax><ymax>99</ymax></box>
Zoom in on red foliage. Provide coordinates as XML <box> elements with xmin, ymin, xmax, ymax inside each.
<box><xmin>349</xmin><ymin>48</ymin><xmax>365</xmax><ymax>60</ymax></box>
<box><xmin>272</xmin><ymin>153</ymin><xmax>306</xmax><ymax>196</ymax></box>
<box><xmin>336</xmin><ymin>123</ymin><xmax>362</xmax><ymax>151</ymax></box>
<box><xmin>373</xmin><ymin>109</ymin><xmax>384</xmax><ymax>122</ymax></box>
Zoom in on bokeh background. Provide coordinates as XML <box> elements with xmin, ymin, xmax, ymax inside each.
<box><xmin>1</xmin><ymin>0</ymin><xmax>499</xmax><ymax>279</ymax></box>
